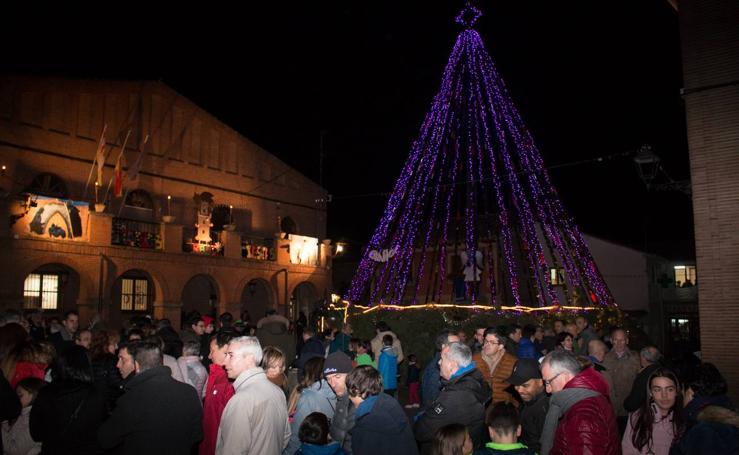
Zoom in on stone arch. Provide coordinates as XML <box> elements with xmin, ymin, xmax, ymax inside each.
<box><xmin>239</xmin><ymin>278</ymin><xmax>274</xmax><ymax>322</ymax></box>
<box><xmin>291</xmin><ymin>281</ymin><xmax>321</xmax><ymax>326</ymax></box>
<box><xmin>181</xmin><ymin>273</ymin><xmax>221</xmax><ymax>319</ymax></box>
<box><xmin>18</xmin><ymin>263</ymin><xmax>82</xmax><ymax>314</ymax></box>
<box><xmin>17</xmin><ymin>256</ymin><xmax>94</xmax><ymax>305</ymax></box>
<box><xmin>109</xmin><ymin>269</ymin><xmax>158</xmax><ymax>327</ymax></box>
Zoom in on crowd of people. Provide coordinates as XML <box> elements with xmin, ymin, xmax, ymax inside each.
<box><xmin>1</xmin><ymin>308</ymin><xmax>737</xmax><ymax>455</ymax></box>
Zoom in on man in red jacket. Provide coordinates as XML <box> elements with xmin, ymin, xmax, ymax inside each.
<box><xmin>200</xmin><ymin>331</ymin><xmax>235</xmax><ymax>455</ymax></box>
<box><xmin>539</xmin><ymin>350</ymin><xmax>618</xmax><ymax>455</ymax></box>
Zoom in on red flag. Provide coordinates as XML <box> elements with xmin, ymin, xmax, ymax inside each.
<box><xmin>114</xmin><ymin>154</ymin><xmax>123</xmax><ymax>197</ymax></box>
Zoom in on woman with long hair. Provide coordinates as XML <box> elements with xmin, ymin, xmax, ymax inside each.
<box><xmin>287</xmin><ymin>356</ymin><xmax>325</xmax><ymax>416</ymax></box>
<box><xmin>622</xmin><ymin>368</ymin><xmax>685</xmax><ymax>455</ymax></box>
<box><xmin>89</xmin><ymin>330</ymin><xmax>122</xmax><ymax>413</ymax></box>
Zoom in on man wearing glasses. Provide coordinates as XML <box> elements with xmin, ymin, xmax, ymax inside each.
<box><xmin>539</xmin><ymin>351</ymin><xmax>618</xmax><ymax>455</ymax></box>
<box><xmin>472</xmin><ymin>328</ymin><xmax>518</xmax><ymax>405</ymax></box>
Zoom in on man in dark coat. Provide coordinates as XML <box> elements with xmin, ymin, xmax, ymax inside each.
<box><xmin>507</xmin><ymin>359</ymin><xmax>549</xmax><ymax>453</ymax></box>
<box><xmin>325</xmin><ymin>351</ymin><xmax>356</xmax><ymax>454</ymax></box>
<box><xmin>48</xmin><ymin>310</ymin><xmax>78</xmax><ymax>355</ymax></box>
<box><xmin>414</xmin><ymin>341</ymin><xmax>490</xmax><ymax>454</ymax></box>
<box><xmin>623</xmin><ymin>345</ymin><xmax>662</xmax><ymax>413</ymax></box>
<box><xmin>421</xmin><ymin>330</ymin><xmax>460</xmax><ymax>406</ymax></box>
<box><xmin>98</xmin><ymin>341</ymin><xmax>203</xmax><ymax>454</ymax></box>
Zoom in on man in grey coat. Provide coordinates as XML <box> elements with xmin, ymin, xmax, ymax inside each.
<box><xmin>325</xmin><ymin>352</ymin><xmax>355</xmax><ymax>454</ymax></box>
<box><xmin>217</xmin><ymin>336</ymin><xmax>290</xmax><ymax>455</ymax></box>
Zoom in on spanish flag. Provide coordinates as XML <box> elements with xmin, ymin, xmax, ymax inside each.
<box><xmin>114</xmin><ymin>153</ymin><xmax>124</xmax><ymax>197</ymax></box>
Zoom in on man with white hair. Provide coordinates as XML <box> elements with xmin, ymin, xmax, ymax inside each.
<box><xmin>539</xmin><ymin>350</ymin><xmax>618</xmax><ymax>455</ymax></box>
<box><xmin>216</xmin><ymin>336</ymin><xmax>290</xmax><ymax>454</ymax></box>
<box><xmin>414</xmin><ymin>341</ymin><xmax>490</xmax><ymax>454</ymax></box>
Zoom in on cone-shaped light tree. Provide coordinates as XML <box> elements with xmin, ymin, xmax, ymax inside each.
<box><xmin>346</xmin><ymin>5</ymin><xmax>614</xmax><ymax>310</ymax></box>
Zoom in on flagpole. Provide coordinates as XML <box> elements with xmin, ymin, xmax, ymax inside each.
<box><xmin>104</xmin><ymin>129</ymin><xmax>131</xmax><ymax>204</ymax></box>
<box><xmin>84</xmin><ymin>124</ymin><xmax>108</xmax><ymax>198</ymax></box>
<box><xmin>118</xmin><ymin>134</ymin><xmax>149</xmax><ymax>217</ymax></box>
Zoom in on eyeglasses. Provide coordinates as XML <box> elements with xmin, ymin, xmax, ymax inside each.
<box><xmin>483</xmin><ymin>339</ymin><xmax>501</xmax><ymax>346</ymax></box>
<box><xmin>543</xmin><ymin>372</ymin><xmax>562</xmax><ymax>387</ymax></box>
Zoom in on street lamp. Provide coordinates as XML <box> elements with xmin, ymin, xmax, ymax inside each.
<box><xmin>633</xmin><ymin>144</ymin><xmax>660</xmax><ymax>190</ymax></box>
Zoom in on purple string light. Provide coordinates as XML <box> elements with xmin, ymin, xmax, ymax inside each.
<box><xmin>345</xmin><ymin>6</ymin><xmax>615</xmax><ymax>310</ymax></box>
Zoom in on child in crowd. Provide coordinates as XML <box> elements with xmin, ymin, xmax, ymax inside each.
<box><xmin>2</xmin><ymin>377</ymin><xmax>44</xmax><ymax>455</ymax></box>
<box><xmin>474</xmin><ymin>402</ymin><xmax>535</xmax><ymax>454</ymax></box>
<box><xmin>355</xmin><ymin>340</ymin><xmax>375</xmax><ymax>368</ymax></box>
<box><xmin>405</xmin><ymin>354</ymin><xmax>421</xmax><ymax>408</ymax></box>
<box><xmin>431</xmin><ymin>423</ymin><xmax>473</xmax><ymax>455</ymax></box>
<box><xmin>378</xmin><ymin>334</ymin><xmax>398</xmax><ymax>397</ymax></box>
<box><xmin>296</xmin><ymin>412</ymin><xmax>346</xmax><ymax>455</ymax></box>
<box><xmin>348</xmin><ymin>338</ymin><xmax>360</xmax><ymax>362</ymax></box>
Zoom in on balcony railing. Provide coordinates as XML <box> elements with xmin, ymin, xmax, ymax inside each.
<box><xmin>242</xmin><ymin>237</ymin><xmax>276</xmax><ymax>261</ymax></box>
<box><xmin>182</xmin><ymin>227</ymin><xmax>224</xmax><ymax>256</ymax></box>
<box><xmin>111</xmin><ymin>218</ymin><xmax>162</xmax><ymax>250</ymax></box>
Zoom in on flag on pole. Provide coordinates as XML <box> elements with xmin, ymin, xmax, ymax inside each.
<box><xmin>95</xmin><ymin>127</ymin><xmax>108</xmax><ymax>186</ymax></box>
<box><xmin>127</xmin><ymin>134</ymin><xmax>148</xmax><ymax>182</ymax></box>
<box><xmin>114</xmin><ymin>153</ymin><xmax>124</xmax><ymax>197</ymax></box>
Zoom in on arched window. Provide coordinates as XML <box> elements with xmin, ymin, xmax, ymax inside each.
<box><xmin>125</xmin><ymin>189</ymin><xmax>154</xmax><ymax>210</ymax></box>
<box><xmin>25</xmin><ymin>173</ymin><xmax>68</xmax><ymax>198</ymax></box>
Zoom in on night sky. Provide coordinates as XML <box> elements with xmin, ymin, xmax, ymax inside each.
<box><xmin>2</xmin><ymin>1</ymin><xmax>693</xmax><ymax>260</ymax></box>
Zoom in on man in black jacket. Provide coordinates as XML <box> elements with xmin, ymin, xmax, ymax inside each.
<box><xmin>507</xmin><ymin>358</ymin><xmax>549</xmax><ymax>453</ymax></box>
<box><xmin>414</xmin><ymin>341</ymin><xmax>491</xmax><ymax>454</ymax></box>
<box><xmin>98</xmin><ymin>341</ymin><xmax>203</xmax><ymax>454</ymax></box>
<box><xmin>623</xmin><ymin>345</ymin><xmax>662</xmax><ymax>413</ymax></box>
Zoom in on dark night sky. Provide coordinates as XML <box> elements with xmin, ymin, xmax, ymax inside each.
<box><xmin>2</xmin><ymin>1</ymin><xmax>693</xmax><ymax>260</ymax></box>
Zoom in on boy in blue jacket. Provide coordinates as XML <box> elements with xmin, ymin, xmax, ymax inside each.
<box><xmin>377</xmin><ymin>334</ymin><xmax>397</xmax><ymax>397</ymax></box>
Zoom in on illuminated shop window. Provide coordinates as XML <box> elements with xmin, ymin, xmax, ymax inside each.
<box><xmin>673</xmin><ymin>265</ymin><xmax>696</xmax><ymax>287</ymax></box>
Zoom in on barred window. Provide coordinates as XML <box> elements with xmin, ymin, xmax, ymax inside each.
<box><xmin>121</xmin><ymin>278</ymin><xmax>148</xmax><ymax>311</ymax></box>
<box><xmin>24</xmin><ymin>273</ymin><xmax>59</xmax><ymax>310</ymax></box>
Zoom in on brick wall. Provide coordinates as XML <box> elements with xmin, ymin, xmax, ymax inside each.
<box><xmin>680</xmin><ymin>0</ymin><xmax>739</xmax><ymax>402</ymax></box>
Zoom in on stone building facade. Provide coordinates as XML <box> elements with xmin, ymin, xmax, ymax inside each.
<box><xmin>0</xmin><ymin>77</ymin><xmax>332</xmax><ymax>329</ymax></box>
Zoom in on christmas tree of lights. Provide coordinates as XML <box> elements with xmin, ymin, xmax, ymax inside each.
<box><xmin>346</xmin><ymin>5</ymin><xmax>614</xmax><ymax>310</ymax></box>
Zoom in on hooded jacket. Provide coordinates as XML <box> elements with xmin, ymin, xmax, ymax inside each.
<box><xmin>671</xmin><ymin>404</ymin><xmax>739</xmax><ymax>455</ymax></box>
<box><xmin>296</xmin><ymin>442</ymin><xmax>346</xmax><ymax>455</ymax></box>
<box><xmin>414</xmin><ymin>365</ymin><xmax>491</xmax><ymax>454</ymax></box>
<box><xmin>285</xmin><ymin>379</ymin><xmax>337</xmax><ymax>454</ymax></box>
<box><xmin>200</xmin><ymin>364</ymin><xmax>234</xmax><ymax>455</ymax></box>
<box><xmin>351</xmin><ymin>393</ymin><xmax>418</xmax><ymax>455</ymax></box>
<box><xmin>370</xmin><ymin>331</ymin><xmax>404</xmax><ymax>364</ymax></box>
<box><xmin>548</xmin><ymin>366</ymin><xmax>619</xmax><ymax>455</ymax></box>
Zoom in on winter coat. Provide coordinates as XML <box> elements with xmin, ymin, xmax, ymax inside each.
<box><xmin>682</xmin><ymin>393</ymin><xmax>734</xmax><ymax>428</ymax></box>
<box><xmin>91</xmin><ymin>353</ymin><xmax>123</xmax><ymax>413</ymax></box>
<box><xmin>406</xmin><ymin>363</ymin><xmax>420</xmax><ymax>385</ymax></box>
<box><xmin>602</xmin><ymin>348</ymin><xmax>640</xmax><ymax>416</ymax></box>
<box><xmin>516</xmin><ymin>338</ymin><xmax>537</xmax><ymax>360</ymax></box>
<box><xmin>0</xmin><ymin>373</ymin><xmax>21</xmax><ymax>455</ymax></box>
<box><xmin>10</xmin><ymin>362</ymin><xmax>46</xmax><ymax>389</ymax></box>
<box><xmin>177</xmin><ymin>355</ymin><xmax>208</xmax><ymax>399</ymax></box>
<box><xmin>519</xmin><ymin>392</ymin><xmax>549</xmax><ymax>453</ymax></box>
<box><xmin>257</xmin><ymin>321</ymin><xmax>296</xmax><ymax>367</ymax></box>
<box><xmin>377</xmin><ymin>347</ymin><xmax>398</xmax><ymax>390</ymax></box>
<box><xmin>622</xmin><ymin>404</ymin><xmax>678</xmax><ymax>455</ymax></box>
<box><xmin>421</xmin><ymin>352</ymin><xmax>442</xmax><ymax>406</ymax></box>
<box><xmin>472</xmin><ymin>442</ymin><xmax>536</xmax><ymax>455</ymax></box>
<box><xmin>285</xmin><ymin>380</ymin><xmax>337</xmax><ymax>454</ymax></box>
<box><xmin>575</xmin><ymin>326</ymin><xmax>597</xmax><ymax>356</ymax></box>
<box><xmin>370</xmin><ymin>331</ymin><xmax>404</xmax><ymax>364</ymax></box>
<box><xmin>351</xmin><ymin>393</ymin><xmax>418</xmax><ymax>455</ymax></box>
<box><xmin>216</xmin><ymin>367</ymin><xmax>290</xmax><ymax>455</ymax></box>
<box><xmin>296</xmin><ymin>442</ymin><xmax>346</xmax><ymax>455</ymax></box>
<box><xmin>623</xmin><ymin>362</ymin><xmax>662</xmax><ymax>413</ymax></box>
<box><xmin>163</xmin><ymin>354</ymin><xmax>185</xmax><ymax>382</ymax></box>
<box><xmin>549</xmin><ymin>366</ymin><xmax>619</xmax><ymax>455</ymax></box>
<box><xmin>414</xmin><ymin>365</ymin><xmax>491</xmax><ymax>454</ymax></box>
<box><xmin>329</xmin><ymin>394</ymin><xmax>355</xmax><ymax>455</ymax></box>
<box><xmin>670</xmin><ymin>404</ymin><xmax>739</xmax><ymax>455</ymax></box>
<box><xmin>157</xmin><ymin>326</ymin><xmax>183</xmax><ymax>358</ymax></box>
<box><xmin>329</xmin><ymin>332</ymin><xmax>351</xmax><ymax>354</ymax></box>
<box><xmin>296</xmin><ymin>338</ymin><xmax>326</xmax><ymax>370</ymax></box>
<box><xmin>354</xmin><ymin>354</ymin><xmax>375</xmax><ymax>368</ymax></box>
<box><xmin>97</xmin><ymin>366</ymin><xmax>203</xmax><ymax>455</ymax></box>
<box><xmin>30</xmin><ymin>380</ymin><xmax>107</xmax><ymax>455</ymax></box>
<box><xmin>200</xmin><ymin>364</ymin><xmax>234</xmax><ymax>455</ymax></box>
<box><xmin>472</xmin><ymin>351</ymin><xmax>518</xmax><ymax>406</ymax></box>
<box><xmin>2</xmin><ymin>406</ymin><xmax>41</xmax><ymax>455</ymax></box>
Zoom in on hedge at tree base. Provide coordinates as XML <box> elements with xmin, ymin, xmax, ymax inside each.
<box><xmin>327</xmin><ymin>305</ymin><xmax>625</xmax><ymax>371</ymax></box>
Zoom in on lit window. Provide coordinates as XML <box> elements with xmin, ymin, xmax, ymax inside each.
<box><xmin>23</xmin><ymin>273</ymin><xmax>59</xmax><ymax>310</ymax></box>
<box><xmin>121</xmin><ymin>278</ymin><xmax>148</xmax><ymax>311</ymax></box>
<box><xmin>673</xmin><ymin>265</ymin><xmax>697</xmax><ymax>287</ymax></box>
<box><xmin>550</xmin><ymin>268</ymin><xmax>565</xmax><ymax>286</ymax></box>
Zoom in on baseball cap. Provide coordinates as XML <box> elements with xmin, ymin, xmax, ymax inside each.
<box><xmin>506</xmin><ymin>358</ymin><xmax>542</xmax><ymax>386</ymax></box>
<box><xmin>323</xmin><ymin>351</ymin><xmax>353</xmax><ymax>375</ymax></box>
